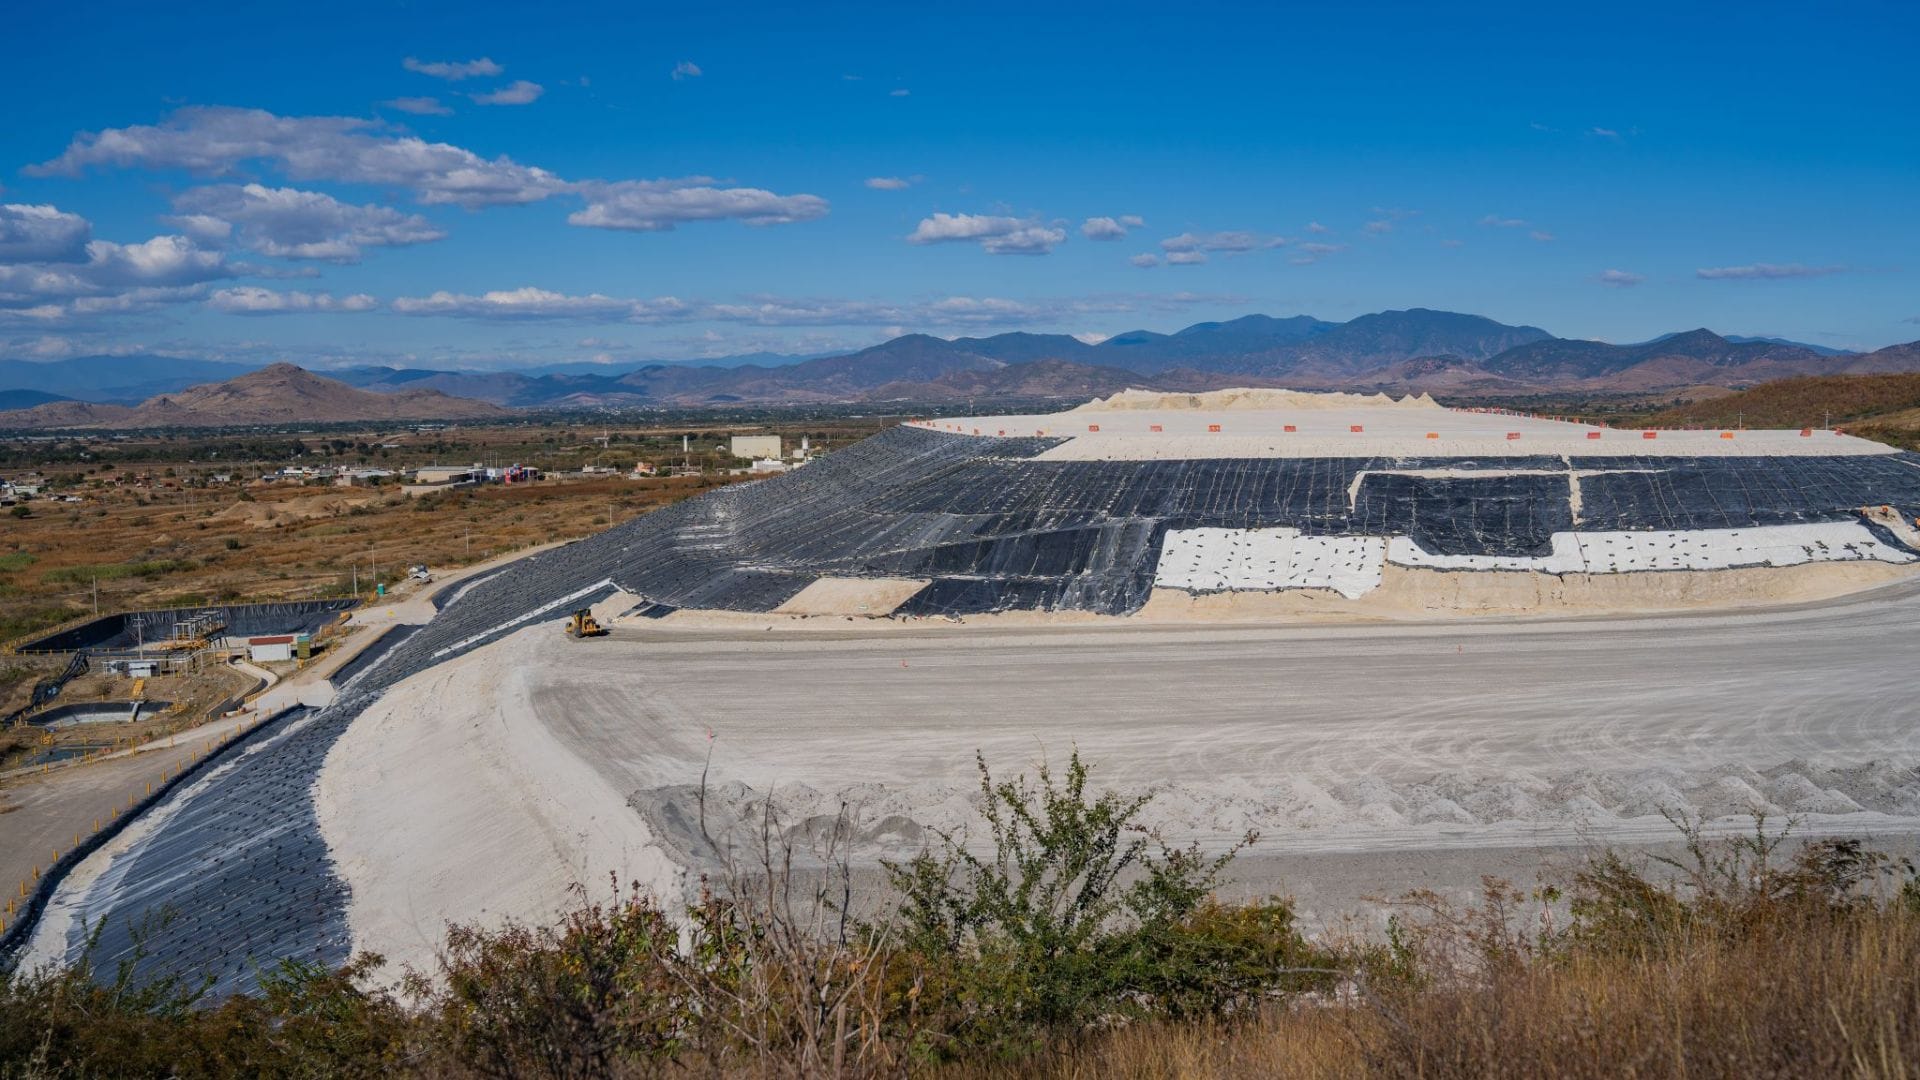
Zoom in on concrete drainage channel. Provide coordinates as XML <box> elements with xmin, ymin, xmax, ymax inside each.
<box><xmin>0</xmin><ymin>704</ymin><xmax>310</xmax><ymax>968</ymax></box>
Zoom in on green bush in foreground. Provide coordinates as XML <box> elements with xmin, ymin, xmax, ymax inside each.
<box><xmin>886</xmin><ymin>752</ymin><xmax>1333</xmax><ymax>1058</ymax></box>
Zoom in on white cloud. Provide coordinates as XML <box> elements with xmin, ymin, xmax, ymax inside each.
<box><xmin>1596</xmin><ymin>269</ymin><xmax>1644</xmax><ymax>287</ymax></box>
<box><xmin>906</xmin><ymin>213</ymin><xmax>1065</xmax><ymax>255</ymax></box>
<box><xmin>0</xmin><ymin>204</ymin><xmax>92</xmax><ymax>263</ymax></box>
<box><xmin>31</xmin><ymin>107</ymin><xmax>828</xmax><ymax>227</ymax></box>
<box><xmin>1478</xmin><ymin>214</ymin><xmax>1528</xmax><ymax>228</ymax></box>
<box><xmin>383</xmin><ymin>96</ymin><xmax>452</xmax><ymax>116</ymax></box>
<box><xmin>672</xmin><ymin>61</ymin><xmax>702</xmax><ymax>80</ymax></box>
<box><xmin>1530</xmin><ymin>230</ymin><xmax>1555</xmax><ymax>242</ymax></box>
<box><xmin>385</xmin><ymin>287</ymin><xmax>1227</xmax><ymax>328</ymax></box>
<box><xmin>470</xmin><ymin>80</ymin><xmax>544</xmax><ymax>106</ymax></box>
<box><xmin>1159</xmin><ymin>231</ymin><xmax>1277</xmax><ymax>253</ymax></box>
<box><xmin>890</xmin><ymin>88</ymin><xmax>910</xmax><ymax>97</ymax></box>
<box><xmin>569</xmin><ymin>179</ymin><xmax>829</xmax><ymax>232</ymax></box>
<box><xmin>864</xmin><ymin>176</ymin><xmax>913</xmax><ymax>190</ymax></box>
<box><xmin>1075</xmin><ymin>216</ymin><xmax>1128</xmax><ymax>239</ymax></box>
<box><xmin>1589</xmin><ymin>127</ymin><xmax>1621</xmax><ymax>139</ymax></box>
<box><xmin>0</xmin><ymin>219</ymin><xmax>243</xmax><ymax>324</ymax></box>
<box><xmin>31</xmin><ymin>107</ymin><xmax>563</xmax><ymax>208</ymax></box>
<box><xmin>403</xmin><ymin>57</ymin><xmax>503</xmax><ymax>81</ymax></box>
<box><xmin>207</xmin><ymin>286</ymin><xmax>378</xmax><ymax>314</ymax></box>
<box><xmin>1363</xmin><ymin>219</ymin><xmax>1392</xmax><ymax>234</ymax></box>
<box><xmin>80</xmin><ymin>235</ymin><xmax>232</xmax><ymax>288</ymax></box>
<box><xmin>169</xmin><ymin>183</ymin><xmax>444</xmax><ymax>262</ymax></box>
<box><xmin>391</xmin><ymin>287</ymin><xmax>664</xmax><ymax>320</ymax></box>
<box><xmin>1305</xmin><ymin>221</ymin><xmax>1328</xmax><ymax>233</ymax></box>
<box><xmin>1696</xmin><ymin>263</ymin><xmax>1846</xmax><ymax>281</ymax></box>
<box><xmin>1128</xmin><ymin>253</ymin><xmax>1159</xmax><ymax>268</ymax></box>
<box><xmin>1290</xmin><ymin>242</ymin><xmax>1346</xmax><ymax>265</ymax></box>
<box><xmin>1165</xmin><ymin>251</ymin><xmax>1207</xmax><ymax>265</ymax></box>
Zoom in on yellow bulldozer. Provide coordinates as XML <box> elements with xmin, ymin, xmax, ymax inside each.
<box><xmin>564</xmin><ymin>609</ymin><xmax>608</xmax><ymax>639</ymax></box>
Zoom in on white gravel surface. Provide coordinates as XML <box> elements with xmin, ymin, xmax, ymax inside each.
<box><xmin>912</xmin><ymin>388</ymin><xmax>1891</xmax><ymax>459</ymax></box>
<box><xmin>311</xmin><ymin>578</ymin><xmax>1917</xmax><ymax>914</ymax></box>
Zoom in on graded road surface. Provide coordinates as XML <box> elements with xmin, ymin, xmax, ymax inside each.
<box><xmin>528</xmin><ymin>575</ymin><xmax>1920</xmax><ymax>858</ymax></box>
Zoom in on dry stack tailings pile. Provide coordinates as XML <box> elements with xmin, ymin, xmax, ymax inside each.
<box><xmin>1071</xmin><ymin>387</ymin><xmax>1440</xmax><ymax>412</ymax></box>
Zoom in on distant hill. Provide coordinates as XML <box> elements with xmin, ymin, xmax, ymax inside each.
<box><xmin>0</xmin><ymin>363</ymin><xmax>507</xmax><ymax>429</ymax></box>
<box><xmin>0</xmin><ymin>388</ymin><xmax>73</xmax><ymax>411</ymax></box>
<box><xmin>1648</xmin><ymin>372</ymin><xmax>1920</xmax><ymax>432</ymax></box>
<box><xmin>1722</xmin><ymin>335</ymin><xmax>1852</xmax><ymax>357</ymax></box>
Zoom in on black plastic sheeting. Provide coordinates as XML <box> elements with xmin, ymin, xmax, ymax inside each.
<box><xmin>1354</xmin><ymin>474</ymin><xmax>1574</xmax><ymax>558</ymax></box>
<box><xmin>59</xmin><ymin>705</ymin><xmax>353</xmax><ymax>998</ymax></box>
<box><xmin>1575</xmin><ymin>456</ymin><xmax>1920</xmax><ymax>533</ymax></box>
<box><xmin>17</xmin><ymin>599</ymin><xmax>358</xmax><ymax>654</ymax></box>
<box><xmin>326</xmin><ymin>625</ymin><xmax>418</xmax><ymax>688</ymax></box>
<box><xmin>34</xmin><ymin>427</ymin><xmax>1920</xmax><ymax>997</ymax></box>
<box><xmin>0</xmin><ymin>705</ymin><xmax>311</xmax><ymax>974</ymax></box>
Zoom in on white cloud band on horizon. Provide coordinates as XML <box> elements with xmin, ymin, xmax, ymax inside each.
<box><xmin>381</xmin><ymin>286</ymin><xmax>1232</xmax><ymax>327</ymax></box>
<box><xmin>1696</xmin><ymin>263</ymin><xmax>1846</xmax><ymax>281</ymax></box>
<box><xmin>207</xmin><ymin>286</ymin><xmax>378</xmax><ymax>314</ymax></box>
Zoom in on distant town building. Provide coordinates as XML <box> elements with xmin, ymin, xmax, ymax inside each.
<box><xmin>730</xmin><ymin>435</ymin><xmax>782</xmax><ymax>459</ymax></box>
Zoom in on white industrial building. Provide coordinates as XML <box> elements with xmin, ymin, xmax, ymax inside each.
<box><xmin>730</xmin><ymin>435</ymin><xmax>782</xmax><ymax>459</ymax></box>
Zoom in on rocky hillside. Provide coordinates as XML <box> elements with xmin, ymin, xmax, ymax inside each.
<box><xmin>0</xmin><ymin>363</ymin><xmax>507</xmax><ymax>429</ymax></box>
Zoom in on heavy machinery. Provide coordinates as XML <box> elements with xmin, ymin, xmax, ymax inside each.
<box><xmin>564</xmin><ymin>609</ymin><xmax>607</xmax><ymax>639</ymax></box>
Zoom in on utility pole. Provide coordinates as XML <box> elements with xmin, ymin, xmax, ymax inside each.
<box><xmin>92</xmin><ymin>577</ymin><xmax>98</xmax><ymax>617</ymax></box>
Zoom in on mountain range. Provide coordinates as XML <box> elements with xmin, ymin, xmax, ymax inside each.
<box><xmin>3</xmin><ymin>310</ymin><xmax>1914</xmax><ymax>411</ymax></box>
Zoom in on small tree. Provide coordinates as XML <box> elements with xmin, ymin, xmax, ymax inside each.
<box><xmin>884</xmin><ymin>751</ymin><xmax>1333</xmax><ymax>1054</ymax></box>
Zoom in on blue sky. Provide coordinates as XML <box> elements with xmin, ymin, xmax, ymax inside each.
<box><xmin>3</xmin><ymin>0</ymin><xmax>1916</xmax><ymax>370</ymax></box>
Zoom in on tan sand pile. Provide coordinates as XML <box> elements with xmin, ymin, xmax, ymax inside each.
<box><xmin>1071</xmin><ymin>387</ymin><xmax>1438</xmax><ymax>412</ymax></box>
<box><xmin>774</xmin><ymin>577</ymin><xmax>930</xmax><ymax>616</ymax></box>
<box><xmin>214</xmin><ymin>493</ymin><xmax>380</xmax><ymax>529</ymax></box>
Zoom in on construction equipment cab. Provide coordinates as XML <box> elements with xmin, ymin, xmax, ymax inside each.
<box><xmin>565</xmin><ymin>609</ymin><xmax>607</xmax><ymax>638</ymax></box>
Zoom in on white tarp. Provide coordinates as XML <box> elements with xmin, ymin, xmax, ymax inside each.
<box><xmin>1155</xmin><ymin>527</ymin><xmax>1385</xmax><ymax>598</ymax></box>
<box><xmin>1386</xmin><ymin>521</ymin><xmax>1915</xmax><ymax>575</ymax></box>
<box><xmin>1157</xmin><ymin>521</ymin><xmax>1913</xmax><ymax>598</ymax></box>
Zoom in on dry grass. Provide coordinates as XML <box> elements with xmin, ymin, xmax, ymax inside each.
<box><xmin>0</xmin><ymin>471</ymin><xmax>744</xmax><ymax>649</ymax></box>
<box><xmin>997</xmin><ymin>914</ymin><xmax>1920</xmax><ymax>1079</ymax></box>
<box><xmin>1648</xmin><ymin>373</ymin><xmax>1920</xmax><ymax>450</ymax></box>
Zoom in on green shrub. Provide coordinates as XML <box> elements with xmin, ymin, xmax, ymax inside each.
<box><xmin>884</xmin><ymin>751</ymin><xmax>1335</xmax><ymax>1056</ymax></box>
